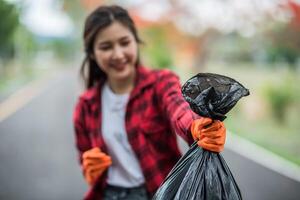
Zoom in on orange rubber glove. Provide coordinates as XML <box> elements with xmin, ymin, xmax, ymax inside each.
<box><xmin>82</xmin><ymin>147</ymin><xmax>112</xmax><ymax>186</ymax></box>
<box><xmin>191</xmin><ymin>118</ymin><xmax>226</xmax><ymax>153</ymax></box>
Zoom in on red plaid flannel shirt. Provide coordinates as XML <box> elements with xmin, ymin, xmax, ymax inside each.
<box><xmin>73</xmin><ymin>66</ymin><xmax>199</xmax><ymax>200</ymax></box>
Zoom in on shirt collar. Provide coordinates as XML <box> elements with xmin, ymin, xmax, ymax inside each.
<box><xmin>79</xmin><ymin>65</ymin><xmax>155</xmax><ymax>103</ymax></box>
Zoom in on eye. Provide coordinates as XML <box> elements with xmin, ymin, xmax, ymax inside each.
<box><xmin>97</xmin><ymin>42</ymin><xmax>112</xmax><ymax>51</ymax></box>
<box><xmin>98</xmin><ymin>45</ymin><xmax>111</xmax><ymax>51</ymax></box>
<box><xmin>120</xmin><ymin>40</ymin><xmax>130</xmax><ymax>47</ymax></box>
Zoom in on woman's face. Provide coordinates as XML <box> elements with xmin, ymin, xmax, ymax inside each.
<box><xmin>93</xmin><ymin>21</ymin><xmax>138</xmax><ymax>83</ymax></box>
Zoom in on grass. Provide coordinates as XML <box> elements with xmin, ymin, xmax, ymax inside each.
<box><xmin>0</xmin><ymin>66</ymin><xmax>35</xmax><ymax>96</ymax></box>
<box><xmin>225</xmin><ymin>105</ymin><xmax>300</xmax><ymax>166</ymax></box>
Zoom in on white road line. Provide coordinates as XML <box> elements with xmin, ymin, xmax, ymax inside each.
<box><xmin>226</xmin><ymin>131</ymin><xmax>300</xmax><ymax>182</ymax></box>
<box><xmin>0</xmin><ymin>71</ymin><xmax>61</xmax><ymax>123</ymax></box>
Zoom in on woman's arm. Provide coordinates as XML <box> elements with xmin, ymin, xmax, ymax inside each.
<box><xmin>155</xmin><ymin>69</ymin><xmax>226</xmax><ymax>152</ymax></box>
<box><xmin>73</xmin><ymin>98</ymin><xmax>92</xmax><ymax>164</ymax></box>
<box><xmin>155</xmin><ymin>69</ymin><xmax>199</xmax><ymax>145</ymax></box>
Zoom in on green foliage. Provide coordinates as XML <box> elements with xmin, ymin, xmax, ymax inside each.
<box><xmin>0</xmin><ymin>0</ymin><xmax>19</xmax><ymax>60</ymax></box>
<box><xmin>262</xmin><ymin>75</ymin><xmax>297</xmax><ymax>123</ymax></box>
<box><xmin>265</xmin><ymin>23</ymin><xmax>300</xmax><ymax>69</ymax></box>
<box><xmin>47</xmin><ymin>38</ymin><xmax>78</xmax><ymax>61</ymax></box>
<box><xmin>147</xmin><ymin>45</ymin><xmax>173</xmax><ymax>69</ymax></box>
<box><xmin>219</xmin><ymin>64</ymin><xmax>300</xmax><ymax>166</ymax></box>
<box><xmin>14</xmin><ymin>25</ymin><xmax>39</xmax><ymax>63</ymax></box>
<box><xmin>142</xmin><ymin>27</ymin><xmax>173</xmax><ymax>69</ymax></box>
<box><xmin>267</xmin><ymin>45</ymin><xmax>299</xmax><ymax>69</ymax></box>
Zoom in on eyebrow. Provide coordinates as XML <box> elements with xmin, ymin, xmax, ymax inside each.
<box><xmin>119</xmin><ymin>36</ymin><xmax>130</xmax><ymax>41</ymax></box>
<box><xmin>97</xmin><ymin>36</ymin><xmax>131</xmax><ymax>46</ymax></box>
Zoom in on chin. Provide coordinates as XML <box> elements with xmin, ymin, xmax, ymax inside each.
<box><xmin>117</xmin><ymin>67</ymin><xmax>135</xmax><ymax>78</ymax></box>
<box><xmin>113</xmin><ymin>71</ymin><xmax>132</xmax><ymax>81</ymax></box>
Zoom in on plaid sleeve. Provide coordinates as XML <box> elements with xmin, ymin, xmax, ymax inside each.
<box><xmin>155</xmin><ymin>70</ymin><xmax>199</xmax><ymax>145</ymax></box>
<box><xmin>73</xmin><ymin>98</ymin><xmax>92</xmax><ymax>165</ymax></box>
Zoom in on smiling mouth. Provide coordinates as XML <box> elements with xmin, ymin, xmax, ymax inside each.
<box><xmin>111</xmin><ymin>61</ymin><xmax>128</xmax><ymax>70</ymax></box>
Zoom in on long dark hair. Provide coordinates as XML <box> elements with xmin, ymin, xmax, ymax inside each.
<box><xmin>80</xmin><ymin>5</ymin><xmax>143</xmax><ymax>89</ymax></box>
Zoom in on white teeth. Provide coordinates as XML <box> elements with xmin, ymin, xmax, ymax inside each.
<box><xmin>111</xmin><ymin>61</ymin><xmax>126</xmax><ymax>66</ymax></box>
<box><xmin>111</xmin><ymin>62</ymin><xmax>127</xmax><ymax>69</ymax></box>
<box><xmin>112</xmin><ymin>61</ymin><xmax>127</xmax><ymax>67</ymax></box>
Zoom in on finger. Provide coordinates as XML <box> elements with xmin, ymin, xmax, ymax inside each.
<box><xmin>202</xmin><ymin>125</ymin><xmax>225</xmax><ymax>139</ymax></box>
<box><xmin>191</xmin><ymin>121</ymin><xmax>199</xmax><ymax>140</ymax></box>
<box><xmin>91</xmin><ymin>167</ymin><xmax>106</xmax><ymax>178</ymax></box>
<box><xmin>191</xmin><ymin>118</ymin><xmax>213</xmax><ymax>140</ymax></box>
<box><xmin>90</xmin><ymin>147</ymin><xmax>101</xmax><ymax>152</ymax></box>
<box><xmin>197</xmin><ymin>140</ymin><xmax>223</xmax><ymax>153</ymax></box>
<box><xmin>201</xmin><ymin>131</ymin><xmax>222</xmax><ymax>139</ymax></box>
<box><xmin>82</xmin><ymin>150</ymin><xmax>102</xmax><ymax>158</ymax></box>
<box><xmin>86</xmin><ymin>162</ymin><xmax>111</xmax><ymax>176</ymax></box>
<box><xmin>83</xmin><ymin>152</ymin><xmax>107</xmax><ymax>160</ymax></box>
<box><xmin>83</xmin><ymin>157</ymin><xmax>112</xmax><ymax>169</ymax></box>
<box><xmin>83</xmin><ymin>159</ymin><xmax>96</xmax><ymax>169</ymax></box>
<box><xmin>194</xmin><ymin>118</ymin><xmax>213</xmax><ymax>130</ymax></box>
<box><xmin>90</xmin><ymin>155</ymin><xmax>112</xmax><ymax>164</ymax></box>
<box><xmin>83</xmin><ymin>156</ymin><xmax>111</xmax><ymax>168</ymax></box>
<box><xmin>82</xmin><ymin>147</ymin><xmax>103</xmax><ymax>157</ymax></box>
<box><xmin>88</xmin><ymin>160</ymin><xmax>112</xmax><ymax>171</ymax></box>
<box><xmin>202</xmin><ymin>121</ymin><xmax>222</xmax><ymax>132</ymax></box>
<box><xmin>90</xmin><ymin>167</ymin><xmax>107</xmax><ymax>180</ymax></box>
<box><xmin>91</xmin><ymin>167</ymin><xmax>105</xmax><ymax>176</ymax></box>
<box><xmin>85</xmin><ymin>165</ymin><xmax>107</xmax><ymax>184</ymax></box>
<box><xmin>83</xmin><ymin>147</ymin><xmax>100</xmax><ymax>154</ymax></box>
<box><xmin>199</xmin><ymin>133</ymin><xmax>206</xmax><ymax>140</ymax></box>
<box><xmin>201</xmin><ymin>137</ymin><xmax>225</xmax><ymax>145</ymax></box>
<box><xmin>82</xmin><ymin>151</ymin><xmax>105</xmax><ymax>158</ymax></box>
<box><xmin>199</xmin><ymin>118</ymin><xmax>213</xmax><ymax>128</ymax></box>
<box><xmin>84</xmin><ymin>153</ymin><xmax>110</xmax><ymax>161</ymax></box>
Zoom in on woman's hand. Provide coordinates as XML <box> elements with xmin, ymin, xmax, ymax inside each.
<box><xmin>191</xmin><ymin>118</ymin><xmax>226</xmax><ymax>153</ymax></box>
<box><xmin>82</xmin><ymin>147</ymin><xmax>112</xmax><ymax>185</ymax></box>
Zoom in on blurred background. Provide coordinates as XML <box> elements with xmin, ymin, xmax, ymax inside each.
<box><xmin>0</xmin><ymin>0</ymin><xmax>299</xmax><ymax>199</ymax></box>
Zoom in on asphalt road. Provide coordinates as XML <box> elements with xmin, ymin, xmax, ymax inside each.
<box><xmin>0</xmin><ymin>70</ymin><xmax>87</xmax><ymax>200</ymax></box>
<box><xmin>223</xmin><ymin>149</ymin><xmax>300</xmax><ymax>200</ymax></box>
<box><xmin>0</xmin><ymin>69</ymin><xmax>299</xmax><ymax>200</ymax></box>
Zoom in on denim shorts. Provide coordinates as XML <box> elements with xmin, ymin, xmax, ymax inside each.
<box><xmin>103</xmin><ymin>184</ymin><xmax>149</xmax><ymax>200</ymax></box>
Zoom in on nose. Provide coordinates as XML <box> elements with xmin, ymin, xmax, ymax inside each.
<box><xmin>112</xmin><ymin>46</ymin><xmax>124</xmax><ymax>60</ymax></box>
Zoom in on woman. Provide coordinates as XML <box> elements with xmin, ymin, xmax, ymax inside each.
<box><xmin>73</xmin><ymin>5</ymin><xmax>226</xmax><ymax>200</ymax></box>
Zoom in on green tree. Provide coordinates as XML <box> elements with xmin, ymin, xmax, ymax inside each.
<box><xmin>265</xmin><ymin>1</ymin><xmax>300</xmax><ymax>70</ymax></box>
<box><xmin>266</xmin><ymin>23</ymin><xmax>300</xmax><ymax>69</ymax></box>
<box><xmin>0</xmin><ymin>0</ymin><xmax>19</xmax><ymax>60</ymax></box>
<box><xmin>142</xmin><ymin>27</ymin><xmax>173</xmax><ymax>69</ymax></box>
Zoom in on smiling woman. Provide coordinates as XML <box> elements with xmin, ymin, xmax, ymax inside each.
<box><xmin>92</xmin><ymin>21</ymin><xmax>138</xmax><ymax>94</ymax></box>
<box><xmin>73</xmin><ymin>4</ymin><xmax>227</xmax><ymax>200</ymax></box>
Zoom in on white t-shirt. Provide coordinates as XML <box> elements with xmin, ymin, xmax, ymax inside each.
<box><xmin>101</xmin><ymin>83</ymin><xmax>145</xmax><ymax>187</ymax></box>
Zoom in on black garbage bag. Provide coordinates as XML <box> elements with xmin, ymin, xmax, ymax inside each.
<box><xmin>182</xmin><ymin>73</ymin><xmax>250</xmax><ymax>121</ymax></box>
<box><xmin>153</xmin><ymin>73</ymin><xmax>249</xmax><ymax>200</ymax></box>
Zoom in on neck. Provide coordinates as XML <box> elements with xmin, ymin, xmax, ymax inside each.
<box><xmin>107</xmin><ymin>73</ymin><xmax>136</xmax><ymax>94</ymax></box>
